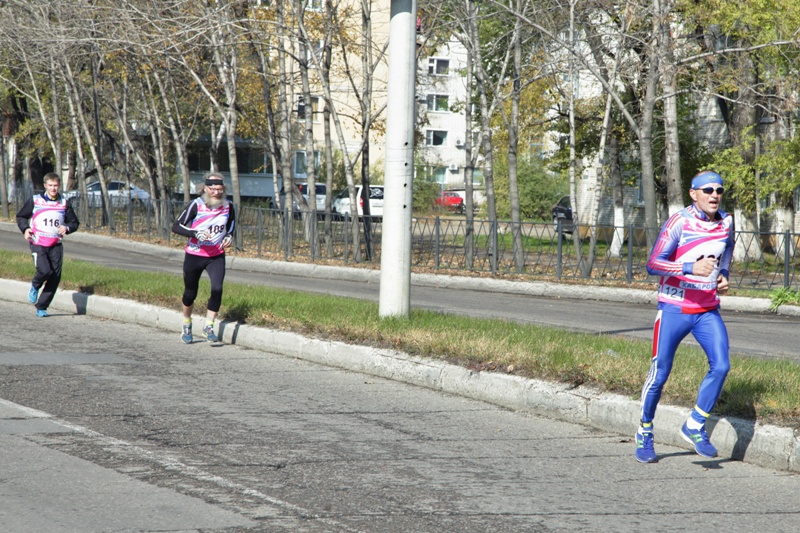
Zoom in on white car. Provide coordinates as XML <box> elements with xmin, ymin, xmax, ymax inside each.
<box><xmin>63</xmin><ymin>181</ymin><xmax>151</xmax><ymax>208</ymax></box>
<box><xmin>332</xmin><ymin>185</ymin><xmax>384</xmax><ymax>220</ymax></box>
<box><xmin>297</xmin><ymin>183</ymin><xmax>327</xmax><ymax>212</ymax></box>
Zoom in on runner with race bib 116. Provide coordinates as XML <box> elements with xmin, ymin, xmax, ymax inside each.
<box><xmin>16</xmin><ymin>172</ymin><xmax>80</xmax><ymax>318</ymax></box>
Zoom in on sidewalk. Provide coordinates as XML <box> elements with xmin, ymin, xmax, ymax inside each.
<box><xmin>2</xmin><ymin>223</ymin><xmax>799</xmax><ymax>473</ymax></box>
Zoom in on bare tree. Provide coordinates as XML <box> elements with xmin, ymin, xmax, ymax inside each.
<box><xmin>506</xmin><ymin>1</ymin><xmax>663</xmax><ymax>246</ymax></box>
<box><xmin>296</xmin><ymin>0</ymin><xmax>321</xmax><ymax>251</ymax></box>
<box><xmin>277</xmin><ymin>0</ymin><xmax>298</xmax><ymax>255</ymax></box>
<box><xmin>505</xmin><ymin>0</ymin><xmax>524</xmax><ymax>272</ymax></box>
<box><xmin>321</xmin><ymin>1</ymin><xmax>337</xmax><ymax>255</ymax></box>
<box><xmin>60</xmin><ymin>55</ymin><xmax>116</xmax><ymax>231</ymax></box>
<box><xmin>298</xmin><ymin>0</ymin><xmax>388</xmax><ymax>261</ymax></box>
<box><xmin>150</xmin><ymin>1</ymin><xmax>245</xmax><ymax>207</ymax></box>
<box><xmin>0</xmin><ymin>1</ymin><xmax>70</xmax><ymax>195</ymax></box>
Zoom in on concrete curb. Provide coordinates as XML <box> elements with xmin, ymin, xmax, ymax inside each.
<box><xmin>2</xmin><ymin>277</ymin><xmax>798</xmax><ymax>473</ymax></box>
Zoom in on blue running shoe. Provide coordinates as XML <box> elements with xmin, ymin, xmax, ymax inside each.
<box><xmin>181</xmin><ymin>323</ymin><xmax>193</xmax><ymax>344</ymax></box>
<box><xmin>635</xmin><ymin>427</ymin><xmax>657</xmax><ymax>463</ymax></box>
<box><xmin>36</xmin><ymin>309</ymin><xmax>49</xmax><ymax>318</ymax></box>
<box><xmin>681</xmin><ymin>421</ymin><xmax>717</xmax><ymax>458</ymax></box>
<box><xmin>28</xmin><ymin>286</ymin><xmax>39</xmax><ymax>304</ymax></box>
<box><xmin>203</xmin><ymin>325</ymin><xmax>218</xmax><ymax>342</ymax></box>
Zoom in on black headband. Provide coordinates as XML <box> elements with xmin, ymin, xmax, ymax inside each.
<box><xmin>205</xmin><ymin>176</ymin><xmax>224</xmax><ymax>187</ymax></box>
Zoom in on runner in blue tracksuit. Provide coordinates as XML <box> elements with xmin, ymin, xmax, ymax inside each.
<box><xmin>635</xmin><ymin>170</ymin><xmax>735</xmax><ymax>463</ymax></box>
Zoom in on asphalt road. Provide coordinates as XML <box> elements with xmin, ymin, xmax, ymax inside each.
<box><xmin>0</xmin><ymin>226</ymin><xmax>797</xmax><ymax>361</ymax></box>
<box><xmin>3</xmin><ymin>299</ymin><xmax>800</xmax><ymax>532</ymax></box>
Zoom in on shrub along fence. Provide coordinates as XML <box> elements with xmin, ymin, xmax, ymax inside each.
<box><xmin>72</xmin><ymin>199</ymin><xmax>800</xmax><ymax>292</ymax></box>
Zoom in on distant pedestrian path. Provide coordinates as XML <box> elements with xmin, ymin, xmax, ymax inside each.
<box><xmin>13</xmin><ymin>199</ymin><xmax>800</xmax><ymax>293</ymax></box>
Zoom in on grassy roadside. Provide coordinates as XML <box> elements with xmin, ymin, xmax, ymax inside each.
<box><xmin>1</xmin><ymin>248</ymin><xmax>798</xmax><ymax>428</ymax></box>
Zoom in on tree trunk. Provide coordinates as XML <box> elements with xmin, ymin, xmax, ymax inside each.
<box><xmin>0</xmin><ymin>133</ymin><xmax>7</xmax><ymax>218</ymax></box>
<box><xmin>567</xmin><ymin>0</ymin><xmax>584</xmax><ymax>273</ymax></box>
<box><xmin>249</xmin><ymin>37</ymin><xmax>282</xmax><ymax>212</ymax></box>
<box><xmin>49</xmin><ymin>56</ymin><xmax>62</xmax><ymax>180</ymax></box>
<box><xmin>141</xmin><ymin>72</ymin><xmax>170</xmax><ymax>234</ymax></box>
<box><xmin>62</xmin><ymin>58</ymin><xmax>114</xmax><ymax>232</ymax></box>
<box><xmin>359</xmin><ymin>0</ymin><xmax>375</xmax><ymax>261</ymax></box>
<box><xmin>298</xmin><ymin>0</ymin><xmax>318</xmax><ymax>251</ymax></box>
<box><xmin>639</xmin><ymin>51</ymin><xmax>660</xmax><ymax>247</ymax></box>
<box><xmin>277</xmin><ymin>0</ymin><xmax>294</xmax><ymax>256</ymax></box>
<box><xmin>729</xmin><ymin>51</ymin><xmax>763</xmax><ymax>262</ymax></box>
<box><xmin>322</xmin><ymin>24</ymin><xmax>335</xmax><ymax>256</ymax></box>
<box><xmin>62</xmin><ymin>76</ymin><xmax>88</xmax><ymax>224</ymax></box>
<box><xmin>508</xmin><ymin>5</ymin><xmax>523</xmax><ymax>273</ymax></box>
<box><xmin>151</xmin><ymin>66</ymin><xmax>193</xmax><ymax>205</ymax></box>
<box><xmin>655</xmin><ymin>0</ymin><xmax>683</xmax><ymax>214</ymax></box>
<box><xmin>470</xmin><ymin>5</ymin><xmax>497</xmax><ymax>270</ymax></box>
<box><xmin>463</xmin><ymin>8</ymin><xmax>476</xmax><ymax>270</ymax></box>
<box><xmin>608</xmin><ymin>133</ymin><xmax>626</xmax><ymax>258</ymax></box>
<box><xmin>225</xmin><ymin>111</ymin><xmax>241</xmax><ymax>207</ymax></box>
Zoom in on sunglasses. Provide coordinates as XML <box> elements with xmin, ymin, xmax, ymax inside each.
<box><xmin>694</xmin><ymin>187</ymin><xmax>724</xmax><ymax>195</ymax></box>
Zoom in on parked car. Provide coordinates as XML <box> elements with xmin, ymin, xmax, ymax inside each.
<box><xmin>297</xmin><ymin>183</ymin><xmax>327</xmax><ymax>212</ymax></box>
<box><xmin>332</xmin><ymin>185</ymin><xmax>384</xmax><ymax>220</ymax></box>
<box><xmin>435</xmin><ymin>191</ymin><xmax>465</xmax><ymax>213</ymax></box>
<box><xmin>63</xmin><ymin>181</ymin><xmax>151</xmax><ymax>208</ymax></box>
<box><xmin>551</xmin><ymin>195</ymin><xmax>573</xmax><ymax>233</ymax></box>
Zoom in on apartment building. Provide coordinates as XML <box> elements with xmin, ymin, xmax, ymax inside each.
<box><xmin>415</xmin><ymin>36</ymin><xmax>474</xmax><ymax>191</ymax></box>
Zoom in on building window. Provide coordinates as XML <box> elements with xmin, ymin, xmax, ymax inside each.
<box><xmin>426</xmin><ymin>94</ymin><xmax>449</xmax><ymax>112</ymax></box>
<box><xmin>294</xmin><ymin>150</ymin><xmax>321</xmax><ymax>176</ymax></box>
<box><xmin>297</xmin><ymin>96</ymin><xmax>321</xmax><ymax>123</ymax></box>
<box><xmin>416</xmin><ymin>165</ymin><xmax>447</xmax><ymax>186</ymax></box>
<box><xmin>434</xmin><ymin>166</ymin><xmax>447</xmax><ymax>185</ymax></box>
<box><xmin>635</xmin><ymin>175</ymin><xmax>645</xmax><ymax>205</ymax></box>
<box><xmin>237</xmin><ymin>149</ymin><xmax>261</xmax><ymax>174</ymax></box>
<box><xmin>304</xmin><ymin>39</ymin><xmax>324</xmax><ymax>66</ymax></box>
<box><xmin>294</xmin><ymin>151</ymin><xmax>307</xmax><ymax>176</ymax></box>
<box><xmin>188</xmin><ymin>149</ymin><xmax>211</xmax><ymax>172</ymax></box>
<box><xmin>470</xmin><ymin>131</ymin><xmax>480</xmax><ymax>148</ymax></box>
<box><xmin>188</xmin><ymin>144</ymin><xmax>272</xmax><ymax>174</ymax></box>
<box><xmin>425</xmin><ymin>130</ymin><xmax>448</xmax><ymax>146</ymax></box>
<box><xmin>428</xmin><ymin>58</ymin><xmax>449</xmax><ymax>76</ymax></box>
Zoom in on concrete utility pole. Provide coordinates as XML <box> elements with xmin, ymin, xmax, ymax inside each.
<box><xmin>379</xmin><ymin>0</ymin><xmax>418</xmax><ymax>318</ymax></box>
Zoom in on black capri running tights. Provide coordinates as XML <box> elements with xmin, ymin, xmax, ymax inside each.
<box><xmin>181</xmin><ymin>253</ymin><xmax>226</xmax><ymax>312</ymax></box>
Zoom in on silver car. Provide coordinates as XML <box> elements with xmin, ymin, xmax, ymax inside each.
<box><xmin>63</xmin><ymin>181</ymin><xmax>151</xmax><ymax>208</ymax></box>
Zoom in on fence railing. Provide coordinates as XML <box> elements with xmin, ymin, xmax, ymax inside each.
<box><xmin>70</xmin><ymin>198</ymin><xmax>800</xmax><ymax>292</ymax></box>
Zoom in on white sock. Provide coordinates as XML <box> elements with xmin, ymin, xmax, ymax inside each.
<box><xmin>686</xmin><ymin>418</ymin><xmax>703</xmax><ymax>430</ymax></box>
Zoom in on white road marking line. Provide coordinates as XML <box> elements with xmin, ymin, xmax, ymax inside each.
<box><xmin>0</xmin><ymin>397</ymin><xmax>364</xmax><ymax>532</ymax></box>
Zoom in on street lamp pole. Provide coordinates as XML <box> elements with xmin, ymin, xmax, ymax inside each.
<box><xmin>379</xmin><ymin>0</ymin><xmax>417</xmax><ymax>318</ymax></box>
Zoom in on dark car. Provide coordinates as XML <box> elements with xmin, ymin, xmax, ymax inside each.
<box><xmin>551</xmin><ymin>195</ymin><xmax>573</xmax><ymax>234</ymax></box>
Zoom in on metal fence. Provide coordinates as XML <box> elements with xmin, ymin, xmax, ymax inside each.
<box><xmin>71</xmin><ymin>198</ymin><xmax>800</xmax><ymax>292</ymax></box>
